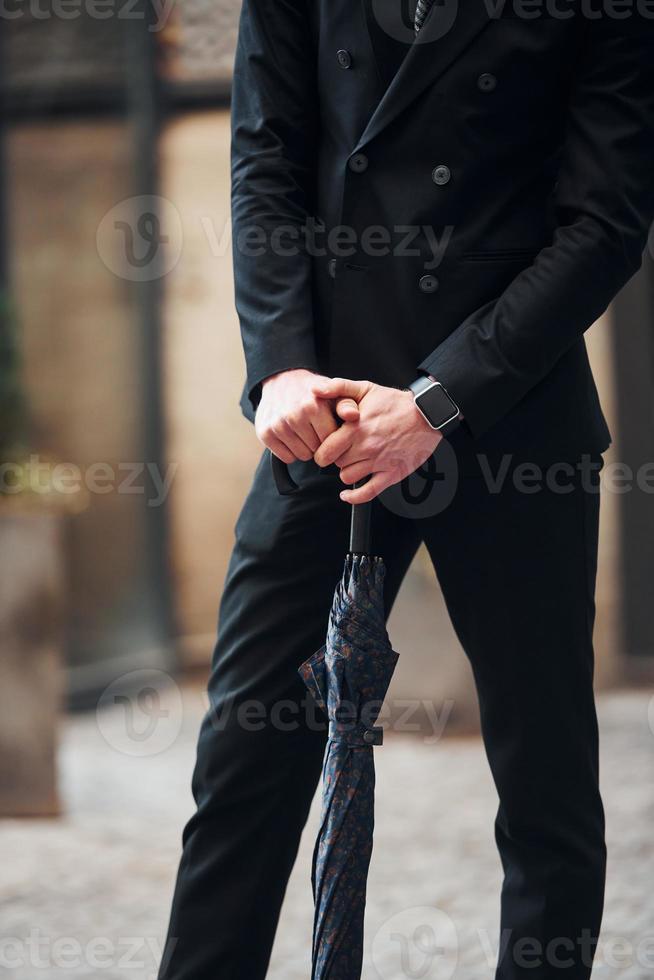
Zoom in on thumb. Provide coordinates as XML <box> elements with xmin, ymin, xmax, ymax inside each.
<box><xmin>313</xmin><ymin>377</ymin><xmax>369</xmax><ymax>401</ymax></box>
<box><xmin>335</xmin><ymin>398</ymin><xmax>359</xmax><ymax>423</ymax></box>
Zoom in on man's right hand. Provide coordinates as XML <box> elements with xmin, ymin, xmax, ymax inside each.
<box><xmin>255</xmin><ymin>369</ymin><xmax>359</xmax><ymax>464</ymax></box>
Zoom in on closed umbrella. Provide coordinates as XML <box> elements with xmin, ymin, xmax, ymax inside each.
<box><xmin>272</xmin><ymin>454</ymin><xmax>399</xmax><ymax>980</ymax></box>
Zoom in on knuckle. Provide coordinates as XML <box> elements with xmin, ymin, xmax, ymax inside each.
<box><xmin>301</xmin><ymin>396</ymin><xmax>318</xmax><ymax>413</ymax></box>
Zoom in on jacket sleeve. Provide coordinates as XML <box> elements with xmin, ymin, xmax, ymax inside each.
<box><xmin>419</xmin><ymin>21</ymin><xmax>654</xmax><ymax>438</ymax></box>
<box><xmin>231</xmin><ymin>0</ymin><xmax>320</xmax><ymax>412</ymax></box>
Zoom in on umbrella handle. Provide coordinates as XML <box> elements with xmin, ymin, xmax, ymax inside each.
<box><xmin>270</xmin><ymin>453</ymin><xmax>372</xmax><ymax>555</ymax></box>
<box><xmin>349</xmin><ymin>496</ymin><xmax>371</xmax><ymax>556</ymax></box>
<box><xmin>270</xmin><ymin>452</ymin><xmax>299</xmax><ymax>495</ymax></box>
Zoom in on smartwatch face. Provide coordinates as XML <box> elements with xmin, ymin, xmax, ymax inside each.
<box><xmin>418</xmin><ymin>383</ymin><xmax>458</xmax><ymax>429</ymax></box>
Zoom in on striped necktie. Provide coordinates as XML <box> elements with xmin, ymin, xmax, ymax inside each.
<box><xmin>414</xmin><ymin>0</ymin><xmax>435</xmax><ymax>33</ymax></box>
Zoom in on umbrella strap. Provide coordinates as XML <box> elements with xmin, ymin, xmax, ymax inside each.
<box><xmin>328</xmin><ymin>724</ymin><xmax>384</xmax><ymax>747</ymax></box>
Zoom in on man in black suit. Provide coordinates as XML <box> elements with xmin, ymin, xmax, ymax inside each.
<box><xmin>159</xmin><ymin>2</ymin><xmax>654</xmax><ymax>978</ymax></box>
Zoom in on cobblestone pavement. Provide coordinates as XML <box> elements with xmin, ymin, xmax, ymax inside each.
<box><xmin>1</xmin><ymin>683</ymin><xmax>653</xmax><ymax>980</ymax></box>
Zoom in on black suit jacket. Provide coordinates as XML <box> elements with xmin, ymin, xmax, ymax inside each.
<box><xmin>231</xmin><ymin>0</ymin><xmax>654</xmax><ymax>462</ymax></box>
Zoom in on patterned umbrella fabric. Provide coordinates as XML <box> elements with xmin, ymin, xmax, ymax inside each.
<box><xmin>299</xmin><ymin>553</ymin><xmax>399</xmax><ymax>980</ymax></box>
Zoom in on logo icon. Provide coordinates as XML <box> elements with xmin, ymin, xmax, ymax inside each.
<box><xmin>372</xmin><ymin>905</ymin><xmax>459</xmax><ymax>979</ymax></box>
<box><xmin>96</xmin><ymin>195</ymin><xmax>183</xmax><ymax>282</ymax></box>
<box><xmin>371</xmin><ymin>0</ymin><xmax>460</xmax><ymax>45</ymax></box>
<box><xmin>380</xmin><ymin>441</ymin><xmax>459</xmax><ymax>519</ymax></box>
<box><xmin>96</xmin><ymin>669</ymin><xmax>183</xmax><ymax>757</ymax></box>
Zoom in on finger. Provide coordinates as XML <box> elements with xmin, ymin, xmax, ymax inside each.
<box><xmin>339</xmin><ymin>459</ymin><xmax>374</xmax><ymax>484</ymax></box>
<box><xmin>334</xmin><ymin>445</ymin><xmax>368</xmax><ymax>468</ymax></box>
<box><xmin>340</xmin><ymin>471</ymin><xmax>393</xmax><ymax>504</ymax></box>
<box><xmin>275</xmin><ymin>422</ymin><xmax>314</xmax><ymax>462</ymax></box>
<box><xmin>335</xmin><ymin>398</ymin><xmax>359</xmax><ymax>423</ymax></box>
<box><xmin>310</xmin><ymin>403</ymin><xmax>339</xmax><ymax>444</ymax></box>
<box><xmin>314</xmin><ymin>426</ymin><xmax>356</xmax><ymax>468</ymax></box>
<box><xmin>313</xmin><ymin>377</ymin><xmax>368</xmax><ymax>402</ymax></box>
<box><xmin>265</xmin><ymin>438</ymin><xmax>295</xmax><ymax>465</ymax></box>
<box><xmin>292</xmin><ymin>418</ymin><xmax>321</xmax><ymax>454</ymax></box>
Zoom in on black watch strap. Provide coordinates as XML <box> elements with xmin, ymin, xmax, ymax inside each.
<box><xmin>408</xmin><ymin>376</ymin><xmax>461</xmax><ymax>434</ymax></box>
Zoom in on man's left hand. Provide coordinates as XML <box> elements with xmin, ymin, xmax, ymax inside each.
<box><xmin>314</xmin><ymin>378</ymin><xmax>443</xmax><ymax>504</ymax></box>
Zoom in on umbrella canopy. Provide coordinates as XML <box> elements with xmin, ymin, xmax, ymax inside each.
<box><xmin>270</xmin><ymin>454</ymin><xmax>399</xmax><ymax>980</ymax></box>
<box><xmin>299</xmin><ymin>554</ymin><xmax>398</xmax><ymax>980</ymax></box>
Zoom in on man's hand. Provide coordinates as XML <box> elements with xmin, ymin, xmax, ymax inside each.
<box><xmin>255</xmin><ymin>369</ymin><xmax>359</xmax><ymax>463</ymax></box>
<box><xmin>313</xmin><ymin>379</ymin><xmax>443</xmax><ymax>503</ymax></box>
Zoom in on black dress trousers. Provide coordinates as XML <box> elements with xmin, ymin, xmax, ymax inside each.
<box><xmin>158</xmin><ymin>440</ymin><xmax>606</xmax><ymax>980</ymax></box>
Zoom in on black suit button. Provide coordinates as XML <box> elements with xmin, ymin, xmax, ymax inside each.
<box><xmin>348</xmin><ymin>153</ymin><xmax>369</xmax><ymax>173</ymax></box>
<box><xmin>337</xmin><ymin>49</ymin><xmax>352</xmax><ymax>69</ymax></box>
<box><xmin>328</xmin><ymin>258</ymin><xmax>337</xmax><ymax>278</ymax></box>
<box><xmin>432</xmin><ymin>164</ymin><xmax>451</xmax><ymax>186</ymax></box>
<box><xmin>477</xmin><ymin>72</ymin><xmax>497</xmax><ymax>93</ymax></box>
<box><xmin>419</xmin><ymin>274</ymin><xmax>439</xmax><ymax>293</ymax></box>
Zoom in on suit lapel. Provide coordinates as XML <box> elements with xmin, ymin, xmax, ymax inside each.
<box><xmin>355</xmin><ymin>0</ymin><xmax>495</xmax><ymax>153</ymax></box>
<box><xmin>361</xmin><ymin>0</ymin><xmax>413</xmax><ymax>93</ymax></box>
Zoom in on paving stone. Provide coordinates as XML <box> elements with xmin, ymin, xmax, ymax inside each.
<box><xmin>0</xmin><ymin>685</ymin><xmax>652</xmax><ymax>979</ymax></box>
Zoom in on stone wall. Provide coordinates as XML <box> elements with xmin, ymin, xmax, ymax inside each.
<box><xmin>6</xmin><ymin>0</ymin><xmax>241</xmax><ymax>107</ymax></box>
<box><xmin>163</xmin><ymin>1</ymin><xmax>241</xmax><ymax>88</ymax></box>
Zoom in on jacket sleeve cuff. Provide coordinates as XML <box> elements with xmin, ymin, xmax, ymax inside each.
<box><xmin>418</xmin><ymin>345</ymin><xmax>490</xmax><ymax>439</ymax></box>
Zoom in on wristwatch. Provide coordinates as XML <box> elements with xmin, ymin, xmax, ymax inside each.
<box><xmin>408</xmin><ymin>375</ymin><xmax>460</xmax><ymax>432</ymax></box>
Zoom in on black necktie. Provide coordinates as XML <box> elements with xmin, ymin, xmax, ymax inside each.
<box><xmin>414</xmin><ymin>0</ymin><xmax>434</xmax><ymax>33</ymax></box>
